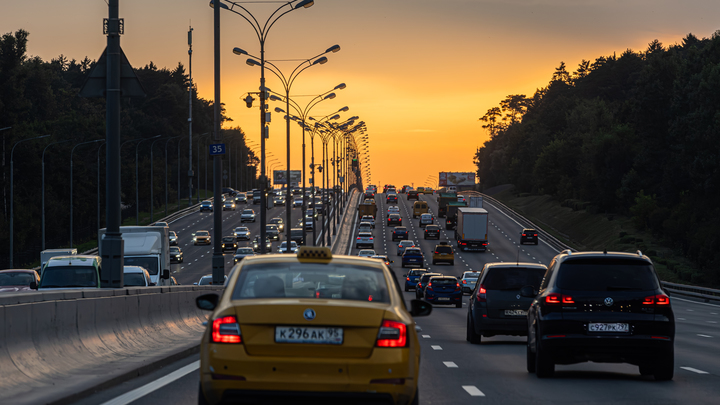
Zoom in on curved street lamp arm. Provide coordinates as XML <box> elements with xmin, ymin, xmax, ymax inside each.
<box><xmin>222</xmin><ymin>2</ymin><xmax>263</xmax><ymax>43</ymax></box>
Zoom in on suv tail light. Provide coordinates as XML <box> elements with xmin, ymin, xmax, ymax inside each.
<box><xmin>476</xmin><ymin>284</ymin><xmax>487</xmax><ymax>302</ymax></box>
<box><xmin>455</xmin><ymin>282</ymin><xmax>461</xmax><ymax>291</ymax></box>
<box><xmin>643</xmin><ymin>294</ymin><xmax>670</xmax><ymax>306</ymax></box>
<box><xmin>545</xmin><ymin>293</ymin><xmax>574</xmax><ymax>305</ymax></box>
<box><xmin>376</xmin><ymin>320</ymin><xmax>407</xmax><ymax>347</ymax></box>
<box><xmin>212</xmin><ymin>316</ymin><xmax>242</xmax><ymax>343</ymax></box>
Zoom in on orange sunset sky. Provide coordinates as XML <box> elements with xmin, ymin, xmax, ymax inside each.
<box><xmin>3</xmin><ymin>0</ymin><xmax>720</xmax><ymax>189</ymax></box>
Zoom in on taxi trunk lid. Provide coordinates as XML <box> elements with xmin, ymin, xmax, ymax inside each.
<box><xmin>236</xmin><ymin>300</ymin><xmax>388</xmax><ymax>358</ymax></box>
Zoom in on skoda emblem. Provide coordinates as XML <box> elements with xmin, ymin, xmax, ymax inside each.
<box><xmin>516</xmin><ymin>294</ymin><xmax>521</xmax><ymax>300</ymax></box>
<box><xmin>303</xmin><ymin>308</ymin><xmax>316</xmax><ymax>321</ymax></box>
<box><xmin>604</xmin><ymin>297</ymin><xmax>614</xmax><ymax>307</ymax></box>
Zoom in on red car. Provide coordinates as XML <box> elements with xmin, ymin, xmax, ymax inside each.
<box><xmin>0</xmin><ymin>269</ymin><xmax>40</xmax><ymax>292</ymax></box>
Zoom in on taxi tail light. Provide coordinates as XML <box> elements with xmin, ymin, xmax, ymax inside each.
<box><xmin>476</xmin><ymin>284</ymin><xmax>487</xmax><ymax>302</ymax></box>
<box><xmin>212</xmin><ymin>316</ymin><xmax>242</xmax><ymax>343</ymax></box>
<box><xmin>376</xmin><ymin>320</ymin><xmax>407</xmax><ymax>347</ymax></box>
<box><xmin>643</xmin><ymin>294</ymin><xmax>670</xmax><ymax>306</ymax></box>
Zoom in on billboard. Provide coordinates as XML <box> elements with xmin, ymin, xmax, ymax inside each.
<box><xmin>438</xmin><ymin>172</ymin><xmax>476</xmax><ymax>186</ymax></box>
<box><xmin>273</xmin><ymin>170</ymin><xmax>301</xmax><ymax>185</ymax></box>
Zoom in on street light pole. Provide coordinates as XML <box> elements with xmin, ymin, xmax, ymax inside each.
<box><xmin>97</xmin><ymin>142</ymin><xmax>106</xmax><ymax>237</ymax></box>
<box><xmin>42</xmin><ymin>139</ymin><xmax>72</xmax><ymax>251</ymax></box>
<box><xmin>165</xmin><ymin>135</ymin><xmax>181</xmax><ymax>216</ymax></box>
<box><xmin>10</xmin><ymin>134</ymin><xmax>50</xmax><ymax>267</ymax></box>
<box><xmin>136</xmin><ymin>135</ymin><xmax>161</xmax><ymax>225</ymax></box>
<box><xmin>71</xmin><ymin>139</ymin><xmax>104</xmax><ymax>248</ymax></box>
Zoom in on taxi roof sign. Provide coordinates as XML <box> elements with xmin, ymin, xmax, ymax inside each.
<box><xmin>297</xmin><ymin>246</ymin><xmax>332</xmax><ymax>261</ymax></box>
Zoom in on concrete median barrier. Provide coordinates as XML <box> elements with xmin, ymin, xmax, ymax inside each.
<box><xmin>0</xmin><ymin>285</ymin><xmax>223</xmax><ymax>405</ymax></box>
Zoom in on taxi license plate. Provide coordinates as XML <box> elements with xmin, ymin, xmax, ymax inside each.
<box><xmin>589</xmin><ymin>323</ymin><xmax>629</xmax><ymax>333</ymax></box>
<box><xmin>504</xmin><ymin>310</ymin><xmax>527</xmax><ymax>316</ymax></box>
<box><xmin>438</xmin><ymin>297</ymin><xmax>450</xmax><ymax>301</ymax></box>
<box><xmin>275</xmin><ymin>326</ymin><xmax>343</xmax><ymax>344</ymax></box>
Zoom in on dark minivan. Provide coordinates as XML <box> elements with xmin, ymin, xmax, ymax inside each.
<box><xmin>467</xmin><ymin>263</ymin><xmax>547</xmax><ymax>344</ymax></box>
<box><xmin>289</xmin><ymin>228</ymin><xmax>305</xmax><ymax>245</ymax></box>
<box><xmin>526</xmin><ymin>250</ymin><xmax>675</xmax><ymax>380</ymax></box>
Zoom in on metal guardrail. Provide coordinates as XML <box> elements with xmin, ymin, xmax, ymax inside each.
<box><xmin>78</xmin><ymin>199</ymin><xmax>208</xmax><ymax>257</ymax></box>
<box><xmin>480</xmin><ymin>193</ymin><xmax>720</xmax><ymax>303</ymax></box>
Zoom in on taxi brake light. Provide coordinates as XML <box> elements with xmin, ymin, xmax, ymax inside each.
<box><xmin>212</xmin><ymin>316</ymin><xmax>242</xmax><ymax>344</ymax></box>
<box><xmin>376</xmin><ymin>320</ymin><xmax>407</xmax><ymax>347</ymax></box>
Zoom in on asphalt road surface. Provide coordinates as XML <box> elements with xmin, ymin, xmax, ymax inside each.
<box><xmin>74</xmin><ymin>191</ymin><xmax>720</xmax><ymax>405</ymax></box>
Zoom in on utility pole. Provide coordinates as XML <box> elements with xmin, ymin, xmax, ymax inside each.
<box><xmin>211</xmin><ymin>0</ymin><xmax>225</xmax><ymax>285</ymax></box>
<box><xmin>188</xmin><ymin>26</ymin><xmax>194</xmax><ymax>206</ymax></box>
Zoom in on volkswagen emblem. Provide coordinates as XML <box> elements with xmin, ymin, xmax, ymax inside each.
<box><xmin>303</xmin><ymin>308</ymin><xmax>316</xmax><ymax>321</ymax></box>
<box><xmin>604</xmin><ymin>297</ymin><xmax>614</xmax><ymax>307</ymax></box>
<box><xmin>516</xmin><ymin>294</ymin><xmax>521</xmax><ymax>300</ymax></box>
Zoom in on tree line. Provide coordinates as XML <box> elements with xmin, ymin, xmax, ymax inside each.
<box><xmin>0</xmin><ymin>29</ymin><xmax>258</xmax><ymax>267</ymax></box>
<box><xmin>475</xmin><ymin>32</ymin><xmax>720</xmax><ymax>286</ymax></box>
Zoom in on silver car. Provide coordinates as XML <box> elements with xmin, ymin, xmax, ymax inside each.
<box><xmin>397</xmin><ymin>240</ymin><xmax>416</xmax><ymax>256</ymax></box>
<box><xmin>241</xmin><ymin>209</ymin><xmax>256</xmax><ymax>222</ymax></box>
<box><xmin>277</xmin><ymin>241</ymin><xmax>299</xmax><ymax>253</ymax></box>
<box><xmin>460</xmin><ymin>270</ymin><xmax>480</xmax><ymax>294</ymax></box>
<box><xmin>357</xmin><ymin>249</ymin><xmax>376</xmax><ymax>258</ymax></box>
<box><xmin>234</xmin><ymin>226</ymin><xmax>251</xmax><ymax>240</ymax></box>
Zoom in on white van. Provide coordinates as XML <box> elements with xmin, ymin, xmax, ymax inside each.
<box><xmin>38</xmin><ymin>255</ymin><xmax>102</xmax><ymax>290</ymax></box>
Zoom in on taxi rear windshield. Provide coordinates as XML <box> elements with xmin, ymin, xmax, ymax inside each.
<box><xmin>557</xmin><ymin>258</ymin><xmax>659</xmax><ymax>291</ymax></box>
<box><xmin>436</xmin><ymin>246</ymin><xmax>452</xmax><ymax>253</ymax></box>
<box><xmin>232</xmin><ymin>263</ymin><xmax>390</xmax><ymax>303</ymax></box>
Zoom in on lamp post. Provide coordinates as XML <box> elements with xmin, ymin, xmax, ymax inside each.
<box><xmin>193</xmin><ymin>133</ymin><xmax>210</xmax><ymax>201</ymax></box>
<box><xmin>10</xmin><ymin>133</ymin><xmax>50</xmax><ymax>267</ymax></box>
<box><xmin>237</xmin><ymin>45</ymin><xmax>339</xmax><ymax>252</ymax></box>
<box><xmin>136</xmin><ymin>135</ymin><xmax>161</xmax><ymax>225</ymax></box>
<box><xmin>150</xmin><ymin>136</ymin><xmax>170</xmax><ymax>222</ymax></box>
<box><xmin>97</xmin><ymin>142</ymin><xmax>106</xmax><ymax>236</ymax></box>
<box><xmin>214</xmin><ymin>0</ymin><xmax>315</xmax><ymax>254</ymax></box>
<box><xmin>42</xmin><ymin>139</ymin><xmax>72</xmax><ymax>251</ymax></box>
<box><xmin>165</xmin><ymin>135</ymin><xmax>181</xmax><ymax>216</ymax></box>
<box><xmin>71</xmin><ymin>139</ymin><xmax>104</xmax><ymax>248</ymax></box>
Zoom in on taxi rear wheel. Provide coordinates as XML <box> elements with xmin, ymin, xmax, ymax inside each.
<box><xmin>198</xmin><ymin>384</ymin><xmax>209</xmax><ymax>405</ymax></box>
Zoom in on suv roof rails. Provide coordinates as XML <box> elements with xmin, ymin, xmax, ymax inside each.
<box><xmin>636</xmin><ymin>250</ymin><xmax>643</xmax><ymax>256</ymax></box>
<box><xmin>562</xmin><ymin>249</ymin><xmax>572</xmax><ymax>255</ymax></box>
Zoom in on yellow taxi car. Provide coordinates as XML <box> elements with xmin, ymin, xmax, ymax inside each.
<box><xmin>196</xmin><ymin>247</ymin><xmax>432</xmax><ymax>405</ymax></box>
<box><xmin>432</xmin><ymin>241</ymin><xmax>455</xmax><ymax>265</ymax></box>
<box><xmin>194</xmin><ymin>230</ymin><xmax>211</xmax><ymax>246</ymax></box>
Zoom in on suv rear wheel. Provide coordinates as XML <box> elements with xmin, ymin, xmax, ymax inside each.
<box><xmin>526</xmin><ymin>338</ymin><xmax>536</xmax><ymax>373</ymax></box>
<box><xmin>466</xmin><ymin>312</ymin><xmax>482</xmax><ymax>344</ymax></box>
<box><xmin>652</xmin><ymin>348</ymin><xmax>674</xmax><ymax>381</ymax></box>
<box><xmin>535</xmin><ymin>331</ymin><xmax>554</xmax><ymax>378</ymax></box>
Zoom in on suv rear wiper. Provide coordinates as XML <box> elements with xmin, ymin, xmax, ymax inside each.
<box><xmin>606</xmin><ymin>286</ymin><xmax>643</xmax><ymax>291</ymax></box>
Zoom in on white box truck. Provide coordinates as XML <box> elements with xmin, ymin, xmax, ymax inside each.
<box><xmin>40</xmin><ymin>248</ymin><xmax>78</xmax><ymax>270</ymax></box>
<box><xmin>99</xmin><ymin>226</ymin><xmax>171</xmax><ymax>286</ymax></box>
<box><xmin>455</xmin><ymin>207</ymin><xmax>489</xmax><ymax>251</ymax></box>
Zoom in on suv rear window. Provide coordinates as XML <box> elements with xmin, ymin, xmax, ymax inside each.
<box><xmin>420</xmin><ymin>274</ymin><xmax>441</xmax><ymax>283</ymax></box>
<box><xmin>557</xmin><ymin>258</ymin><xmax>659</xmax><ymax>291</ymax></box>
<box><xmin>483</xmin><ymin>267</ymin><xmax>545</xmax><ymax>290</ymax></box>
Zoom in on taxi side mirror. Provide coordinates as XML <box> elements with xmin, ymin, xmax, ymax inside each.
<box><xmin>409</xmin><ymin>299</ymin><xmax>432</xmax><ymax>317</ymax></box>
<box><xmin>196</xmin><ymin>294</ymin><xmax>219</xmax><ymax>311</ymax></box>
<box><xmin>29</xmin><ymin>281</ymin><xmax>38</xmax><ymax>290</ymax></box>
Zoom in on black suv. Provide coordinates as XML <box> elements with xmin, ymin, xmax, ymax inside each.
<box><xmin>424</xmin><ymin>224</ymin><xmax>441</xmax><ymax>239</ymax></box>
<box><xmin>526</xmin><ymin>251</ymin><xmax>674</xmax><ymax>380</ymax></box>
<box><xmin>392</xmin><ymin>226</ymin><xmax>409</xmax><ymax>241</ymax></box>
<box><xmin>289</xmin><ymin>228</ymin><xmax>305</xmax><ymax>245</ymax></box>
<box><xmin>467</xmin><ymin>263</ymin><xmax>547</xmax><ymax>344</ymax></box>
<box><xmin>520</xmin><ymin>228</ymin><xmax>538</xmax><ymax>245</ymax></box>
<box><xmin>407</xmin><ymin>190</ymin><xmax>419</xmax><ymax>200</ymax></box>
<box><xmin>386</xmin><ymin>194</ymin><xmax>398</xmax><ymax>204</ymax></box>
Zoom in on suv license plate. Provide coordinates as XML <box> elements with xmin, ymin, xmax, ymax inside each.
<box><xmin>504</xmin><ymin>310</ymin><xmax>527</xmax><ymax>316</ymax></box>
<box><xmin>275</xmin><ymin>326</ymin><xmax>343</xmax><ymax>344</ymax></box>
<box><xmin>437</xmin><ymin>297</ymin><xmax>450</xmax><ymax>301</ymax></box>
<box><xmin>589</xmin><ymin>323</ymin><xmax>629</xmax><ymax>333</ymax></box>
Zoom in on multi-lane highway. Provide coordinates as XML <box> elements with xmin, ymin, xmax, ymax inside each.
<box><xmin>168</xmin><ymin>195</ymin><xmax>333</xmax><ymax>286</ymax></box>
<box><xmin>74</xmin><ymin>191</ymin><xmax>720</xmax><ymax>405</ymax></box>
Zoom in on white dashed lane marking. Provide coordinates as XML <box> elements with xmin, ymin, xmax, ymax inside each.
<box><xmin>697</xmin><ymin>334</ymin><xmax>713</xmax><ymax>338</ymax></box>
<box><xmin>681</xmin><ymin>367</ymin><xmax>709</xmax><ymax>374</ymax></box>
<box><xmin>431</xmin><ymin>345</ymin><xmax>442</xmax><ymax>351</ymax></box>
<box><xmin>462</xmin><ymin>386</ymin><xmax>485</xmax><ymax>397</ymax></box>
<box><xmin>422</xmin><ymin>335</ymin><xmax>431</xmax><ymax>339</ymax></box>
<box><xmin>443</xmin><ymin>361</ymin><xmax>458</xmax><ymax>368</ymax></box>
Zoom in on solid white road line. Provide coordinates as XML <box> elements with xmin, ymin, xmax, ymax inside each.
<box><xmin>697</xmin><ymin>334</ymin><xmax>712</xmax><ymax>338</ymax></box>
<box><xmin>671</xmin><ymin>296</ymin><xmax>720</xmax><ymax>308</ymax></box>
<box><xmin>680</xmin><ymin>367</ymin><xmax>709</xmax><ymax>374</ymax></box>
<box><xmin>100</xmin><ymin>361</ymin><xmax>200</xmax><ymax>405</ymax></box>
<box><xmin>462</xmin><ymin>385</ymin><xmax>486</xmax><ymax>397</ymax></box>
<box><xmin>431</xmin><ymin>345</ymin><xmax>443</xmax><ymax>350</ymax></box>
<box><xmin>443</xmin><ymin>361</ymin><xmax>458</xmax><ymax>368</ymax></box>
